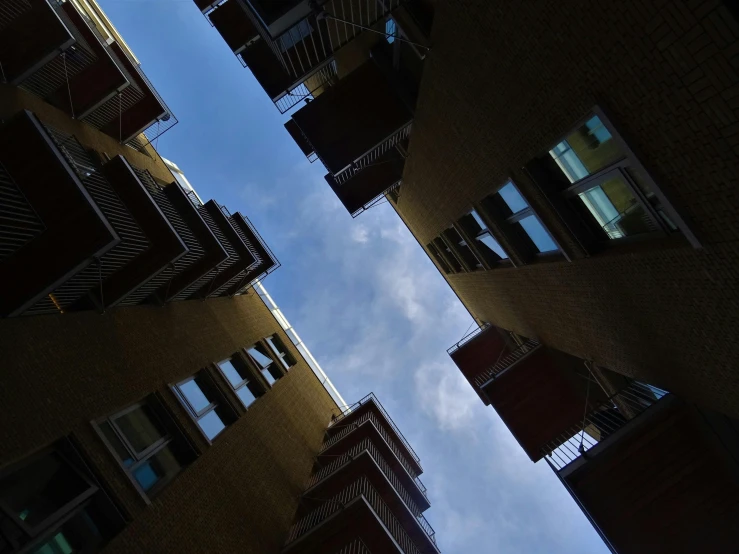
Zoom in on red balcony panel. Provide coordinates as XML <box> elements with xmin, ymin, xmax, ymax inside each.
<box><xmin>92</xmin><ymin>156</ymin><xmax>187</xmax><ymax>307</ymax></box>
<box><xmin>0</xmin><ymin>111</ymin><xmax>117</xmax><ymax>317</ymax></box>
<box><xmin>449</xmin><ymin>325</ymin><xmax>513</xmax><ymax>403</ymax></box>
<box><xmin>325</xmin><ymin>150</ymin><xmax>404</xmax><ymax>216</ymax></box>
<box><xmin>160</xmin><ymin>184</ymin><xmax>229</xmax><ymax>301</ymax></box>
<box><xmin>208</xmin><ymin>0</ymin><xmax>258</xmax><ymax>52</ymax></box>
<box><xmin>564</xmin><ymin>398</ymin><xmax>739</xmax><ymax>553</ymax></box>
<box><xmin>43</xmin><ymin>2</ymin><xmax>128</xmax><ymax>118</ymax></box>
<box><xmin>484</xmin><ymin>347</ymin><xmax>608</xmax><ymax>462</ymax></box>
<box><xmin>99</xmin><ymin>43</ymin><xmax>167</xmax><ymax>144</ymax></box>
<box><xmin>291</xmin><ymin>60</ymin><xmax>412</xmax><ymax>175</ymax></box>
<box><xmin>283</xmin><ymin>496</ymin><xmax>403</xmax><ymax>554</ymax></box>
<box><xmin>0</xmin><ymin>0</ymin><xmax>74</xmax><ymax>84</ymax></box>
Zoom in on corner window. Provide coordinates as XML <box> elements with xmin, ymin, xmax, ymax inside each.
<box><xmin>0</xmin><ymin>440</ymin><xmax>124</xmax><ymax>553</ymax></box>
<box><xmin>266</xmin><ymin>335</ymin><xmax>296</xmax><ymax>370</ymax></box>
<box><xmin>95</xmin><ymin>397</ymin><xmax>196</xmax><ymax>499</ymax></box>
<box><xmin>217</xmin><ymin>357</ymin><xmax>265</xmax><ymax>408</ymax></box>
<box><xmin>547</xmin><ymin>114</ymin><xmax>677</xmax><ymax>240</ymax></box>
<box><xmin>246</xmin><ymin>344</ymin><xmax>282</xmax><ymax>386</ymax></box>
<box><xmin>173</xmin><ymin>373</ymin><xmax>236</xmax><ymax>441</ymax></box>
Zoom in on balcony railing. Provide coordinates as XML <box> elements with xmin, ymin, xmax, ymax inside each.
<box><xmin>307</xmin><ymin>437</ymin><xmax>436</xmax><ymax>544</ymax></box>
<box><xmin>543</xmin><ymin>381</ymin><xmax>669</xmax><ymax>471</ymax></box>
<box><xmin>473</xmin><ymin>339</ymin><xmax>541</xmax><ymax>389</ymax></box>
<box><xmin>446</xmin><ymin>322</ymin><xmax>491</xmax><ymax>355</ymax></box>
<box><xmin>270</xmin><ymin>59</ymin><xmax>339</xmax><ymax>114</ymax></box>
<box><xmin>229</xmin><ymin>212</ymin><xmax>281</xmax><ymax>296</ymax></box>
<box><xmin>332</xmin><ymin>539</ymin><xmax>372</xmax><ymax>554</ymax></box>
<box><xmin>333</xmin><ymin>121</ymin><xmax>411</xmax><ymax>184</ymax></box>
<box><xmin>0</xmin><ymin>160</ymin><xmax>45</xmax><ymax>263</ymax></box>
<box><xmin>323</xmin><ymin>410</ymin><xmax>428</xmax><ymax>501</ymax></box>
<box><xmin>285</xmin><ymin>476</ymin><xmax>422</xmax><ymax>554</ymax></box>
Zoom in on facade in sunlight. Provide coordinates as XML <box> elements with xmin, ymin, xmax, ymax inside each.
<box><xmin>197</xmin><ymin>0</ymin><xmax>739</xmax><ymax>552</ymax></box>
<box><xmin>0</xmin><ymin>1</ymin><xmax>440</xmax><ymax>553</ymax></box>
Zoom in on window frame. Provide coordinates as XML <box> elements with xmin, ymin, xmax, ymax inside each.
<box><xmin>93</xmin><ymin>395</ymin><xmax>194</xmax><ymax>503</ymax></box>
<box><xmin>265</xmin><ymin>335</ymin><xmax>296</xmax><ymax>371</ymax></box>
<box><xmin>245</xmin><ymin>342</ymin><xmax>285</xmax><ymax>386</ymax></box>
<box><xmin>216</xmin><ymin>355</ymin><xmax>265</xmax><ymax>409</ymax></box>
<box><xmin>441</xmin><ymin>227</ymin><xmax>483</xmax><ymax>272</ymax></box>
<box><xmin>457</xmin><ymin>209</ymin><xmax>512</xmax><ymax>268</ymax></box>
<box><xmin>547</xmin><ymin>107</ymin><xmax>699</xmax><ymax>248</ymax></box>
<box><xmin>172</xmin><ymin>372</ymin><xmax>233</xmax><ymax>444</ymax></box>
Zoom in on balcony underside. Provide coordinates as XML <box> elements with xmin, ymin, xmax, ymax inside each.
<box><xmin>0</xmin><ymin>111</ymin><xmax>117</xmax><ymax>317</ymax></box>
<box><xmin>449</xmin><ymin>324</ymin><xmax>511</xmax><ymax>402</ymax></box>
<box><xmin>224</xmin><ymin>212</ymin><xmax>279</xmax><ymax>295</ymax></box>
<box><xmin>563</xmin><ymin>398</ymin><xmax>739</xmax><ymax>553</ymax></box>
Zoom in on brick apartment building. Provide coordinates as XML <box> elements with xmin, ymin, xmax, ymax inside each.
<box><xmin>0</xmin><ymin>1</ymin><xmax>437</xmax><ymax>552</ymax></box>
<box><xmin>199</xmin><ymin>0</ymin><xmax>739</xmax><ymax>551</ymax></box>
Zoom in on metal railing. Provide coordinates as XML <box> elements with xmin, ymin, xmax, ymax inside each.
<box><xmin>230</xmin><ymin>211</ymin><xmax>281</xmax><ymax>295</ymax></box>
<box><xmin>0</xmin><ymin>161</ymin><xmax>46</xmax><ymax>263</ymax></box>
<box><xmin>543</xmin><ymin>382</ymin><xmax>669</xmax><ymax>471</ymax></box>
<box><xmin>446</xmin><ymin>323</ymin><xmax>491</xmax><ymax>355</ymax></box>
<box><xmin>323</xmin><ymin>410</ymin><xmax>427</xmax><ymax>500</ymax></box>
<box><xmin>285</xmin><ymin>476</ymin><xmax>422</xmax><ymax>554</ymax></box>
<box><xmin>309</xmin><ymin>437</ymin><xmax>436</xmax><ymax>543</ymax></box>
<box><xmin>329</xmin><ymin>393</ymin><xmax>421</xmax><ymax>466</ymax></box>
<box><xmin>0</xmin><ymin>0</ymin><xmax>31</xmax><ymax>32</ymax></box>
<box><xmin>473</xmin><ymin>339</ymin><xmax>541</xmax><ymax>388</ymax></box>
<box><xmin>273</xmin><ymin>59</ymin><xmax>338</xmax><ymax>114</ymax></box>
<box><xmin>334</xmin><ymin>122</ymin><xmax>411</xmax><ymax>184</ymax></box>
<box><xmin>332</xmin><ymin>539</ymin><xmax>373</xmax><ymax>554</ymax></box>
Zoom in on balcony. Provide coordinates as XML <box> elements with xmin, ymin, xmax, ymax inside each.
<box><xmin>282</xmin><ymin>476</ymin><xmax>422</xmax><ymax>554</ymax></box>
<box><xmin>1</xmin><ymin>0</ymin><xmax>175</xmax><ymax>150</ymax></box>
<box><xmin>224</xmin><ymin>211</ymin><xmax>280</xmax><ymax>295</ymax></box>
<box><xmin>545</xmin><ymin>386</ymin><xmax>739</xmax><ymax>553</ymax></box>
<box><xmin>303</xmin><ymin>437</ymin><xmax>437</xmax><ymax>552</ymax></box>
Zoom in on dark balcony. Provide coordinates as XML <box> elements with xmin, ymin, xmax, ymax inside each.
<box><xmin>302</xmin><ymin>438</ymin><xmax>437</xmax><ymax>552</ymax></box>
<box><xmin>545</xmin><ymin>387</ymin><xmax>739</xmax><ymax>553</ymax></box>
<box><xmin>282</xmin><ymin>476</ymin><xmax>422</xmax><ymax>554</ymax></box>
<box><xmin>321</xmin><ymin>396</ymin><xmax>428</xmax><ymax>508</ymax></box>
<box><xmin>0</xmin><ymin>110</ymin><xmax>117</xmax><ymax>317</ymax></box>
<box><xmin>1</xmin><ymin>0</ymin><xmax>175</xmax><ymax>150</ymax></box>
<box><xmin>224</xmin><ymin>211</ymin><xmax>280</xmax><ymax>295</ymax></box>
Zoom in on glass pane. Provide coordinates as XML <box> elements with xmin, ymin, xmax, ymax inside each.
<box><xmin>477</xmin><ymin>233</ymin><xmax>508</xmax><ymax>260</ymax></box>
<box><xmin>386</xmin><ymin>18</ymin><xmax>396</xmax><ymax>43</ymax></box>
<box><xmin>0</xmin><ymin>452</ymin><xmax>91</xmax><ymax>528</ymax></box>
<box><xmin>100</xmin><ymin>422</ymin><xmax>134</xmax><ymax>467</ymax></box>
<box><xmin>31</xmin><ymin>509</ymin><xmax>104</xmax><ymax>554</ymax></box>
<box><xmin>236</xmin><ymin>385</ymin><xmax>257</xmax><ymax>408</ymax></box>
<box><xmin>178</xmin><ymin>378</ymin><xmax>211</xmax><ymax>414</ymax></box>
<box><xmin>262</xmin><ymin>368</ymin><xmax>277</xmax><ymax>386</ymax></box>
<box><xmin>577</xmin><ymin>175</ymin><xmax>656</xmax><ymax>239</ymax></box>
<box><xmin>132</xmin><ymin>444</ymin><xmax>181</xmax><ymax>493</ymax></box>
<box><xmin>468</xmin><ymin>210</ymin><xmax>487</xmax><ymax>233</ymax></box>
<box><xmin>497</xmin><ymin>182</ymin><xmax>528</xmax><ymax>214</ymax></box>
<box><xmin>218</xmin><ymin>360</ymin><xmax>245</xmax><ymax>388</ymax></box>
<box><xmin>519</xmin><ymin>216</ymin><xmax>558</xmax><ymax>252</ymax></box>
<box><xmin>549</xmin><ymin>115</ymin><xmax>623</xmax><ymax>183</ymax></box>
<box><xmin>32</xmin><ymin>532</ymin><xmax>75</xmax><ymax>554</ymax></box>
<box><xmin>266</xmin><ymin>336</ymin><xmax>285</xmax><ymax>358</ymax></box>
<box><xmin>114</xmin><ymin>404</ymin><xmax>167</xmax><ymax>455</ymax></box>
<box><xmin>198</xmin><ymin>410</ymin><xmax>226</xmax><ymax>441</ymax></box>
<box><xmin>626</xmin><ymin>167</ymin><xmax>678</xmax><ymax>232</ymax></box>
<box><xmin>247</xmin><ymin>345</ymin><xmax>273</xmax><ymax>369</ymax></box>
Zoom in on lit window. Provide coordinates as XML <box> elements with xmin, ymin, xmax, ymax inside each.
<box><xmin>173</xmin><ymin>373</ymin><xmax>235</xmax><ymax>441</ymax></box>
<box><xmin>548</xmin><ymin>114</ymin><xmax>677</xmax><ymax>240</ymax></box>
<box><xmin>218</xmin><ymin>357</ymin><xmax>264</xmax><ymax>408</ymax></box>
<box><xmin>247</xmin><ymin>344</ymin><xmax>282</xmax><ymax>385</ymax></box>
<box><xmin>0</xmin><ymin>440</ymin><xmax>124</xmax><ymax>553</ymax></box>
<box><xmin>386</xmin><ymin>18</ymin><xmax>397</xmax><ymax>43</ymax></box>
<box><xmin>266</xmin><ymin>335</ymin><xmax>296</xmax><ymax>370</ymax></box>
<box><xmin>96</xmin><ymin>397</ymin><xmax>196</xmax><ymax>498</ymax></box>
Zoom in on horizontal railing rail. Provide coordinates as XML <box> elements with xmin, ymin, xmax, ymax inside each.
<box><xmin>543</xmin><ymin>382</ymin><xmax>669</xmax><ymax>471</ymax></box>
<box><xmin>285</xmin><ymin>476</ymin><xmax>422</xmax><ymax>554</ymax></box>
<box><xmin>307</xmin><ymin>437</ymin><xmax>435</xmax><ymax>543</ymax></box>
<box><xmin>333</xmin><ymin>122</ymin><xmax>412</xmax><ymax>185</ymax></box>
<box><xmin>331</xmin><ymin>539</ymin><xmax>373</xmax><ymax>554</ymax></box>
<box><xmin>447</xmin><ymin>322</ymin><xmax>491</xmax><ymax>355</ymax></box>
<box><xmin>0</xmin><ymin>160</ymin><xmax>46</xmax><ymax>263</ymax></box>
<box><xmin>473</xmin><ymin>339</ymin><xmax>540</xmax><ymax>388</ymax></box>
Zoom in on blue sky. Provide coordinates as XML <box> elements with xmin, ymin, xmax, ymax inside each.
<box><xmin>99</xmin><ymin>2</ymin><xmax>609</xmax><ymax>552</ymax></box>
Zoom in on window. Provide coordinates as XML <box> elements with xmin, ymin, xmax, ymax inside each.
<box><xmin>173</xmin><ymin>373</ymin><xmax>236</xmax><ymax>442</ymax></box>
<box><xmin>386</xmin><ymin>17</ymin><xmax>397</xmax><ymax>43</ymax></box>
<box><xmin>442</xmin><ymin>227</ymin><xmax>483</xmax><ymax>270</ymax></box>
<box><xmin>426</xmin><ymin>242</ymin><xmax>451</xmax><ymax>274</ymax></box>
<box><xmin>278</xmin><ymin>19</ymin><xmax>312</xmax><ymax>52</ymax></box>
<box><xmin>481</xmin><ymin>181</ymin><xmax>559</xmax><ymax>254</ymax></box>
<box><xmin>246</xmin><ymin>344</ymin><xmax>283</xmax><ymax>386</ymax></box>
<box><xmin>218</xmin><ymin>357</ymin><xmax>264</xmax><ymax>408</ymax></box>
<box><xmin>547</xmin><ymin>113</ymin><xmax>677</xmax><ymax>240</ymax></box>
<box><xmin>0</xmin><ymin>440</ymin><xmax>124</xmax><ymax>553</ymax></box>
<box><xmin>433</xmin><ymin>237</ymin><xmax>462</xmax><ymax>273</ymax></box>
<box><xmin>96</xmin><ymin>397</ymin><xmax>196</xmax><ymax>499</ymax></box>
<box><xmin>458</xmin><ymin>210</ymin><xmax>509</xmax><ymax>265</ymax></box>
<box><xmin>266</xmin><ymin>335</ymin><xmax>296</xmax><ymax>370</ymax></box>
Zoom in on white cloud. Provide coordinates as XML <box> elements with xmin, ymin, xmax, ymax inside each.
<box><xmin>414</xmin><ymin>361</ymin><xmax>478</xmax><ymax>432</ymax></box>
<box><xmin>350</xmin><ymin>225</ymin><xmax>370</xmax><ymax>243</ymax></box>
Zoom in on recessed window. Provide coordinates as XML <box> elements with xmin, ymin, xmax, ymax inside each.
<box><xmin>246</xmin><ymin>344</ymin><xmax>283</xmax><ymax>386</ymax></box>
<box><xmin>427</xmin><ymin>242</ymin><xmax>452</xmax><ymax>274</ymax></box>
<box><xmin>0</xmin><ymin>440</ymin><xmax>124</xmax><ymax>552</ymax></box>
<box><xmin>266</xmin><ymin>335</ymin><xmax>296</xmax><ymax>370</ymax></box>
<box><xmin>96</xmin><ymin>397</ymin><xmax>196</xmax><ymax>499</ymax></box>
<box><xmin>218</xmin><ymin>357</ymin><xmax>264</xmax><ymax>408</ymax></box>
<box><xmin>433</xmin><ymin>237</ymin><xmax>462</xmax><ymax>273</ymax></box>
<box><xmin>173</xmin><ymin>373</ymin><xmax>236</xmax><ymax>441</ymax></box>
<box><xmin>481</xmin><ymin>181</ymin><xmax>559</xmax><ymax>255</ymax></box>
<box><xmin>547</xmin><ymin>114</ymin><xmax>677</xmax><ymax>240</ymax></box>
<box><xmin>442</xmin><ymin>227</ymin><xmax>483</xmax><ymax>270</ymax></box>
<box><xmin>460</xmin><ymin>210</ymin><xmax>508</xmax><ymax>264</ymax></box>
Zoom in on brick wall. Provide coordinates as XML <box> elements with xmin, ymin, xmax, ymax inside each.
<box><xmin>393</xmin><ymin>0</ymin><xmax>739</xmax><ymax>415</ymax></box>
<box><xmin>0</xmin><ymin>293</ymin><xmax>340</xmax><ymax>553</ymax></box>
